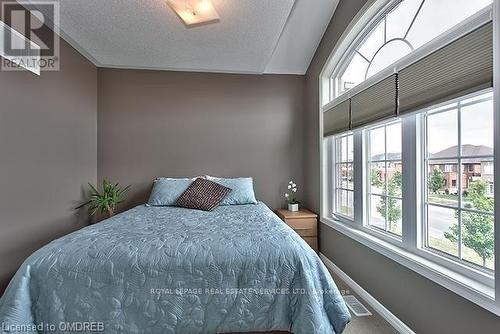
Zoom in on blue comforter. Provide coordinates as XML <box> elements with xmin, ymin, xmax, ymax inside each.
<box><xmin>0</xmin><ymin>203</ymin><xmax>350</xmax><ymax>333</ymax></box>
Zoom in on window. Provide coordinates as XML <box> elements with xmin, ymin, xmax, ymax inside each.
<box><xmin>424</xmin><ymin>91</ymin><xmax>495</xmax><ymax>271</ymax></box>
<box><xmin>334</xmin><ymin>134</ymin><xmax>354</xmax><ymax>218</ymax></box>
<box><xmin>333</xmin><ymin>0</ymin><xmax>492</xmax><ymax>98</ymax></box>
<box><xmin>321</xmin><ymin>0</ymin><xmax>498</xmax><ymax>316</ymax></box>
<box><xmin>367</xmin><ymin>121</ymin><xmax>402</xmax><ymax>236</ymax></box>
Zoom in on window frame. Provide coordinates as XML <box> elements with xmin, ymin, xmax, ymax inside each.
<box><xmin>421</xmin><ymin>91</ymin><xmax>495</xmax><ymax>275</ymax></box>
<box><xmin>365</xmin><ymin>120</ymin><xmax>403</xmax><ymax>237</ymax></box>
<box><xmin>330</xmin><ymin>0</ymin><xmax>493</xmax><ymax>101</ymax></box>
<box><xmin>330</xmin><ymin>0</ymin><xmax>401</xmax><ymax>98</ymax></box>
<box><xmin>319</xmin><ymin>0</ymin><xmax>500</xmax><ymax>317</ymax></box>
<box><xmin>321</xmin><ymin>3</ymin><xmax>493</xmax><ymax>107</ymax></box>
<box><xmin>333</xmin><ymin>133</ymin><xmax>355</xmax><ymax>220</ymax></box>
<box><xmin>333</xmin><ymin>0</ymin><xmax>418</xmax><ymax>97</ymax></box>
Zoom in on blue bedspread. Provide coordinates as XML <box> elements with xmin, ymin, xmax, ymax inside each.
<box><xmin>0</xmin><ymin>203</ymin><xmax>350</xmax><ymax>333</ymax></box>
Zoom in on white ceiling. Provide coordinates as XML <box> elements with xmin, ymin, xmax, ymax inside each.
<box><xmin>28</xmin><ymin>0</ymin><xmax>339</xmax><ymax>74</ymax></box>
<box><xmin>265</xmin><ymin>0</ymin><xmax>339</xmax><ymax>74</ymax></box>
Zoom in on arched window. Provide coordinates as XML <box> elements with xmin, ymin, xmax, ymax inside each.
<box><xmin>333</xmin><ymin>0</ymin><xmax>492</xmax><ymax>98</ymax></box>
<box><xmin>320</xmin><ymin>0</ymin><xmax>499</xmax><ymax>313</ymax></box>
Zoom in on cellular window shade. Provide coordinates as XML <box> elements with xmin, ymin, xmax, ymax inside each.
<box><xmin>350</xmin><ymin>74</ymin><xmax>398</xmax><ymax>129</ymax></box>
<box><xmin>399</xmin><ymin>22</ymin><xmax>493</xmax><ymax>114</ymax></box>
<box><xmin>323</xmin><ymin>99</ymin><xmax>350</xmax><ymax>137</ymax></box>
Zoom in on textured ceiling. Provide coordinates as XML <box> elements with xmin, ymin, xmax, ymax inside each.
<box><xmin>26</xmin><ymin>0</ymin><xmax>338</xmax><ymax>74</ymax></box>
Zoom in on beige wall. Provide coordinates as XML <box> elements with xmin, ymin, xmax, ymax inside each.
<box><xmin>0</xmin><ymin>40</ymin><xmax>98</xmax><ymax>293</ymax></box>
<box><xmin>305</xmin><ymin>0</ymin><xmax>500</xmax><ymax>332</ymax></box>
<box><xmin>97</xmin><ymin>69</ymin><xmax>305</xmax><ymax>210</ymax></box>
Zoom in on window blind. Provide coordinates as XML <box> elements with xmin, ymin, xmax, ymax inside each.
<box><xmin>350</xmin><ymin>74</ymin><xmax>398</xmax><ymax>129</ymax></box>
<box><xmin>399</xmin><ymin>22</ymin><xmax>493</xmax><ymax>114</ymax></box>
<box><xmin>324</xmin><ymin>99</ymin><xmax>350</xmax><ymax>137</ymax></box>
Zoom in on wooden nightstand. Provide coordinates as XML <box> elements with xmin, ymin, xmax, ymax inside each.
<box><xmin>276</xmin><ymin>209</ymin><xmax>318</xmax><ymax>252</ymax></box>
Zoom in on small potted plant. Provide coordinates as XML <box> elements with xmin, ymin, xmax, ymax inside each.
<box><xmin>284</xmin><ymin>180</ymin><xmax>300</xmax><ymax>212</ymax></box>
<box><xmin>77</xmin><ymin>178</ymin><xmax>130</xmax><ymax>219</ymax></box>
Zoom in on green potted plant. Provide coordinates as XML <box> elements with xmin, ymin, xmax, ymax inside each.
<box><xmin>77</xmin><ymin>178</ymin><xmax>130</xmax><ymax>218</ymax></box>
<box><xmin>284</xmin><ymin>180</ymin><xmax>300</xmax><ymax>212</ymax></box>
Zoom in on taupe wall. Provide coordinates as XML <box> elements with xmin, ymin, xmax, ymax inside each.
<box><xmin>0</xmin><ymin>41</ymin><xmax>97</xmax><ymax>293</ymax></box>
<box><xmin>305</xmin><ymin>0</ymin><xmax>500</xmax><ymax>332</ymax></box>
<box><xmin>97</xmin><ymin>69</ymin><xmax>305</xmax><ymax>210</ymax></box>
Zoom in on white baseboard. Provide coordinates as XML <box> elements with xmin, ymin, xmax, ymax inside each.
<box><xmin>319</xmin><ymin>253</ymin><xmax>415</xmax><ymax>334</ymax></box>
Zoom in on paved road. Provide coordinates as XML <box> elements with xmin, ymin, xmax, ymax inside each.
<box><xmin>427</xmin><ymin>205</ymin><xmax>456</xmax><ymax>238</ymax></box>
<box><xmin>368</xmin><ymin>200</ymin><xmax>455</xmax><ymax>238</ymax></box>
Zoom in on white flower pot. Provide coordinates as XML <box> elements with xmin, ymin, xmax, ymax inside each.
<box><xmin>288</xmin><ymin>203</ymin><xmax>299</xmax><ymax>212</ymax></box>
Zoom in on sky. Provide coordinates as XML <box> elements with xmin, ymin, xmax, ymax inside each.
<box><xmin>427</xmin><ymin>96</ymin><xmax>493</xmax><ymax>155</ymax></box>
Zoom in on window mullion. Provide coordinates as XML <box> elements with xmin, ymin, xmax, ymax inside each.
<box><xmin>384</xmin><ymin>126</ymin><xmax>388</xmax><ymax>232</ymax></box>
<box><xmin>457</xmin><ymin>104</ymin><xmax>463</xmax><ymax>260</ymax></box>
<box><xmin>402</xmin><ymin>115</ymin><xmax>419</xmax><ymax>249</ymax></box>
<box><xmin>327</xmin><ymin>138</ymin><xmax>335</xmax><ymax>217</ymax></box>
<box><xmin>353</xmin><ymin>130</ymin><xmax>364</xmax><ymax>227</ymax></box>
<box><xmin>493</xmin><ymin>0</ymin><xmax>500</xmax><ymax>304</ymax></box>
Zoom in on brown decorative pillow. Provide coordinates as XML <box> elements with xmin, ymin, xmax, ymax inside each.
<box><xmin>175</xmin><ymin>177</ymin><xmax>232</xmax><ymax>211</ymax></box>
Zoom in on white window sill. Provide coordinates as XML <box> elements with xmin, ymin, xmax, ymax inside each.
<box><xmin>320</xmin><ymin>216</ymin><xmax>500</xmax><ymax>317</ymax></box>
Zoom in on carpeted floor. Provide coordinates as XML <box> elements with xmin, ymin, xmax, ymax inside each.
<box><xmin>232</xmin><ymin>269</ymin><xmax>399</xmax><ymax>334</ymax></box>
<box><xmin>329</xmin><ymin>271</ymin><xmax>399</xmax><ymax>334</ymax></box>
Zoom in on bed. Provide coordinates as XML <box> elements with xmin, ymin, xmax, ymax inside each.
<box><xmin>0</xmin><ymin>203</ymin><xmax>350</xmax><ymax>333</ymax></box>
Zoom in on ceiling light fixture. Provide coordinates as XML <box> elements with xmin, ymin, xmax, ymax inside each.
<box><xmin>167</xmin><ymin>0</ymin><xmax>220</xmax><ymax>27</ymax></box>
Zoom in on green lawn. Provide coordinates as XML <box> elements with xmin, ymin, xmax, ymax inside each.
<box><xmin>429</xmin><ymin>193</ymin><xmax>458</xmax><ymax>200</ymax></box>
<box><xmin>428</xmin><ymin>193</ymin><xmax>474</xmax><ymax>207</ymax></box>
<box><xmin>429</xmin><ymin>236</ymin><xmax>494</xmax><ymax>270</ymax></box>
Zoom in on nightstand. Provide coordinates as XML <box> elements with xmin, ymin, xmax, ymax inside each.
<box><xmin>276</xmin><ymin>209</ymin><xmax>318</xmax><ymax>252</ymax></box>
